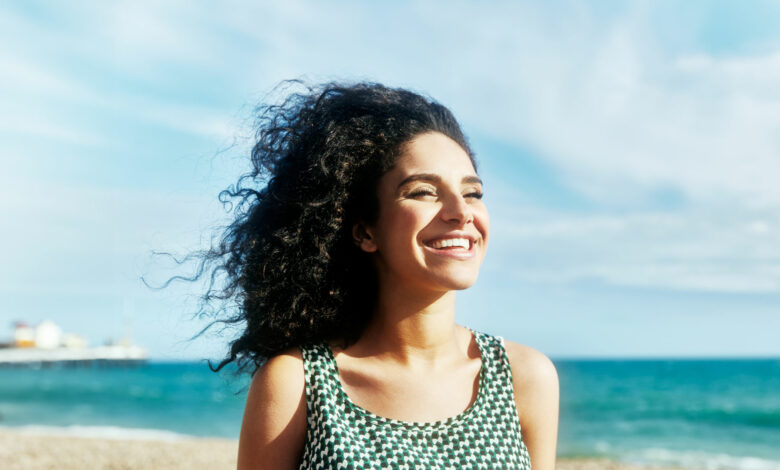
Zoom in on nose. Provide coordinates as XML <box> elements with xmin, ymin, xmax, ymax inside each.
<box><xmin>440</xmin><ymin>193</ymin><xmax>473</xmax><ymax>225</ymax></box>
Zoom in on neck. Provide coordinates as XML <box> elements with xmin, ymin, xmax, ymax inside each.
<box><xmin>355</xmin><ymin>278</ymin><xmax>462</xmax><ymax>366</ymax></box>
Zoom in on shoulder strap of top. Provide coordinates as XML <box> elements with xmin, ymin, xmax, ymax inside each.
<box><xmin>473</xmin><ymin>330</ymin><xmax>512</xmax><ymax>376</ymax></box>
<box><xmin>299</xmin><ymin>342</ymin><xmax>339</xmax><ymax>415</ymax></box>
<box><xmin>300</xmin><ymin>342</ymin><xmax>334</xmax><ymax>378</ymax></box>
<box><xmin>471</xmin><ymin>330</ymin><xmax>520</xmax><ymax>411</ymax></box>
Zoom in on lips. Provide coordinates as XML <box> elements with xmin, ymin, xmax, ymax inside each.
<box><xmin>423</xmin><ymin>233</ymin><xmax>476</xmax><ymax>248</ymax></box>
<box><xmin>429</xmin><ymin>238</ymin><xmax>470</xmax><ymax>250</ymax></box>
<box><xmin>422</xmin><ymin>233</ymin><xmax>478</xmax><ymax>259</ymax></box>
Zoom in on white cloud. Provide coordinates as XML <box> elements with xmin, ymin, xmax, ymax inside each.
<box><xmin>125</xmin><ymin>99</ymin><xmax>239</xmax><ymax>141</ymax></box>
<box><xmin>0</xmin><ymin>115</ymin><xmax>106</xmax><ymax>147</ymax></box>
<box><xmin>487</xmin><ymin>204</ymin><xmax>780</xmax><ymax>293</ymax></box>
<box><xmin>0</xmin><ymin>171</ymin><xmax>232</xmax><ymax>289</ymax></box>
<box><xmin>0</xmin><ymin>54</ymin><xmax>96</xmax><ymax>102</ymax></box>
<box><xmin>0</xmin><ymin>3</ymin><xmax>242</xmax><ymax>148</ymax></box>
<box><xmin>481</xmin><ymin>15</ymin><xmax>780</xmax><ymax>208</ymax></box>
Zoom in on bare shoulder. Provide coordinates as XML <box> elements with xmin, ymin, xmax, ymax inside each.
<box><xmin>244</xmin><ymin>347</ymin><xmax>306</xmax><ymax>422</ymax></box>
<box><xmin>249</xmin><ymin>347</ymin><xmax>305</xmax><ymax>397</ymax></box>
<box><xmin>238</xmin><ymin>348</ymin><xmax>306</xmax><ymax>470</ymax></box>
<box><xmin>502</xmin><ymin>340</ymin><xmax>558</xmax><ymax>392</ymax></box>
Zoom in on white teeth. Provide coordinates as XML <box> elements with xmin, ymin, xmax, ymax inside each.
<box><xmin>429</xmin><ymin>238</ymin><xmax>470</xmax><ymax>249</ymax></box>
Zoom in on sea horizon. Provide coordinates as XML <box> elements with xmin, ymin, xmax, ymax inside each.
<box><xmin>136</xmin><ymin>353</ymin><xmax>780</xmax><ymax>363</ymax></box>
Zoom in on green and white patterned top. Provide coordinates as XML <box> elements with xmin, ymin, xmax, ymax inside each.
<box><xmin>298</xmin><ymin>329</ymin><xmax>532</xmax><ymax>469</ymax></box>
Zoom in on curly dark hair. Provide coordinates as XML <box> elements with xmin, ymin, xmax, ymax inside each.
<box><xmin>204</xmin><ymin>81</ymin><xmax>475</xmax><ymax>373</ymax></box>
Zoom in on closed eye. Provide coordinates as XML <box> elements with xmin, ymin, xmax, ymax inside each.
<box><xmin>406</xmin><ymin>188</ymin><xmax>437</xmax><ymax>198</ymax></box>
<box><xmin>465</xmin><ymin>191</ymin><xmax>483</xmax><ymax>199</ymax></box>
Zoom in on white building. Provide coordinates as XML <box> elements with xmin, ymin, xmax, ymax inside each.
<box><xmin>34</xmin><ymin>320</ymin><xmax>62</xmax><ymax>349</ymax></box>
<box><xmin>13</xmin><ymin>323</ymin><xmax>35</xmax><ymax>348</ymax></box>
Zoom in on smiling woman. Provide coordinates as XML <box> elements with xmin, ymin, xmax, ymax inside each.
<box><xmin>201</xmin><ymin>81</ymin><xmax>558</xmax><ymax>469</ymax></box>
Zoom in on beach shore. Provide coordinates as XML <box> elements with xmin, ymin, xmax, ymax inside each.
<box><xmin>0</xmin><ymin>429</ymin><xmax>688</xmax><ymax>470</ymax></box>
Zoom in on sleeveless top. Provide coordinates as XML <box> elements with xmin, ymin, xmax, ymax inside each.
<box><xmin>298</xmin><ymin>329</ymin><xmax>532</xmax><ymax>469</ymax></box>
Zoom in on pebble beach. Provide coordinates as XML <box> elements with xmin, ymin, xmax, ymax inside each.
<box><xmin>0</xmin><ymin>429</ymin><xmax>691</xmax><ymax>470</ymax></box>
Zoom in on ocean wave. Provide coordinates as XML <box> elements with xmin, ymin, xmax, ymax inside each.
<box><xmin>0</xmin><ymin>424</ymin><xmax>194</xmax><ymax>441</ymax></box>
<box><xmin>567</xmin><ymin>404</ymin><xmax>780</xmax><ymax>429</ymax></box>
<box><xmin>627</xmin><ymin>447</ymin><xmax>780</xmax><ymax>470</ymax></box>
<box><xmin>668</xmin><ymin>406</ymin><xmax>780</xmax><ymax>429</ymax></box>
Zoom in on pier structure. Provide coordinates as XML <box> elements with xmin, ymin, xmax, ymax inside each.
<box><xmin>0</xmin><ymin>320</ymin><xmax>148</xmax><ymax>367</ymax></box>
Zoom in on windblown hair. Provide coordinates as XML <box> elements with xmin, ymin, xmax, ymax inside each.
<box><xmin>205</xmin><ymin>81</ymin><xmax>474</xmax><ymax>373</ymax></box>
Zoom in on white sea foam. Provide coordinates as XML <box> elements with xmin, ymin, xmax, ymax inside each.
<box><xmin>0</xmin><ymin>424</ymin><xmax>192</xmax><ymax>442</ymax></box>
<box><xmin>627</xmin><ymin>447</ymin><xmax>780</xmax><ymax>470</ymax></box>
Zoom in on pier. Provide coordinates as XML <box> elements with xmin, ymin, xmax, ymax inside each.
<box><xmin>0</xmin><ymin>320</ymin><xmax>147</xmax><ymax>367</ymax></box>
<box><xmin>0</xmin><ymin>344</ymin><xmax>148</xmax><ymax>367</ymax></box>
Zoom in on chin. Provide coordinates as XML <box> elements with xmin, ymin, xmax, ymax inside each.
<box><xmin>451</xmin><ymin>278</ymin><xmax>479</xmax><ymax>291</ymax></box>
<box><xmin>434</xmin><ymin>273</ymin><xmax>480</xmax><ymax>291</ymax></box>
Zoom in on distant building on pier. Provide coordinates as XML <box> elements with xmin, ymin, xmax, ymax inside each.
<box><xmin>0</xmin><ymin>320</ymin><xmax>147</xmax><ymax>366</ymax></box>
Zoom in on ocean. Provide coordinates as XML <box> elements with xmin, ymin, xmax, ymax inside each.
<box><xmin>556</xmin><ymin>359</ymin><xmax>780</xmax><ymax>469</ymax></box>
<box><xmin>1</xmin><ymin>358</ymin><xmax>778</xmax><ymax>469</ymax></box>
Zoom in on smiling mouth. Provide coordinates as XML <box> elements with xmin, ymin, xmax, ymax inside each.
<box><xmin>425</xmin><ymin>237</ymin><xmax>472</xmax><ymax>250</ymax></box>
<box><xmin>422</xmin><ymin>237</ymin><xmax>477</xmax><ymax>258</ymax></box>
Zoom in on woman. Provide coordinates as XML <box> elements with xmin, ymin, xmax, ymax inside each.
<box><xmin>212</xmin><ymin>82</ymin><xmax>558</xmax><ymax>469</ymax></box>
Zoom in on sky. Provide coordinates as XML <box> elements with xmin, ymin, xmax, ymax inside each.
<box><xmin>1</xmin><ymin>0</ymin><xmax>779</xmax><ymax>359</ymax></box>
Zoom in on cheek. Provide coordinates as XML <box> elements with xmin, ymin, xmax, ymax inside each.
<box><xmin>402</xmin><ymin>208</ymin><xmax>433</xmax><ymax>234</ymax></box>
<box><xmin>384</xmin><ymin>205</ymin><xmax>432</xmax><ymax>235</ymax></box>
<box><xmin>474</xmin><ymin>205</ymin><xmax>490</xmax><ymax>243</ymax></box>
<box><xmin>375</xmin><ymin>207</ymin><xmax>422</xmax><ymax>249</ymax></box>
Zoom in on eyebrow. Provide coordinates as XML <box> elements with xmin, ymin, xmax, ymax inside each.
<box><xmin>396</xmin><ymin>173</ymin><xmax>483</xmax><ymax>190</ymax></box>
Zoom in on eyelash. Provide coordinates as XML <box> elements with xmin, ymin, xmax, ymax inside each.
<box><xmin>407</xmin><ymin>189</ymin><xmax>436</xmax><ymax>198</ymax></box>
<box><xmin>407</xmin><ymin>189</ymin><xmax>483</xmax><ymax>199</ymax></box>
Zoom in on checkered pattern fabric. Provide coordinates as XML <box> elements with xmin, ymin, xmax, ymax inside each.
<box><xmin>298</xmin><ymin>329</ymin><xmax>532</xmax><ymax>469</ymax></box>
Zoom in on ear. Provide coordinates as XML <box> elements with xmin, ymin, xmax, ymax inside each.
<box><xmin>352</xmin><ymin>223</ymin><xmax>377</xmax><ymax>253</ymax></box>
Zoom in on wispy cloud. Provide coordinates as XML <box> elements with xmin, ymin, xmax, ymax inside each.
<box><xmin>487</xmin><ymin>204</ymin><xmax>780</xmax><ymax>293</ymax></box>
<box><xmin>0</xmin><ymin>54</ymin><xmax>97</xmax><ymax>102</ymax></box>
<box><xmin>0</xmin><ymin>178</ymin><xmax>229</xmax><ymax>293</ymax></box>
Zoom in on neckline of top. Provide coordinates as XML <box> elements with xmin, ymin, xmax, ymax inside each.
<box><xmin>322</xmin><ymin>328</ymin><xmax>487</xmax><ymax>430</ymax></box>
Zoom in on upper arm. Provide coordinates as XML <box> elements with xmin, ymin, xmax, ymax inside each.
<box><xmin>504</xmin><ymin>341</ymin><xmax>559</xmax><ymax>470</ymax></box>
<box><xmin>237</xmin><ymin>349</ymin><xmax>307</xmax><ymax>470</ymax></box>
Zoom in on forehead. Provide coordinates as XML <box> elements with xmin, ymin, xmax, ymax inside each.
<box><xmin>392</xmin><ymin>132</ymin><xmax>476</xmax><ymax>178</ymax></box>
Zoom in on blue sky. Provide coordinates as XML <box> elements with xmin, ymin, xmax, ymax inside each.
<box><xmin>1</xmin><ymin>1</ymin><xmax>779</xmax><ymax>359</ymax></box>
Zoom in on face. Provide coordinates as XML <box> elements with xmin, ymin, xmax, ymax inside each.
<box><xmin>356</xmin><ymin>132</ymin><xmax>490</xmax><ymax>294</ymax></box>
